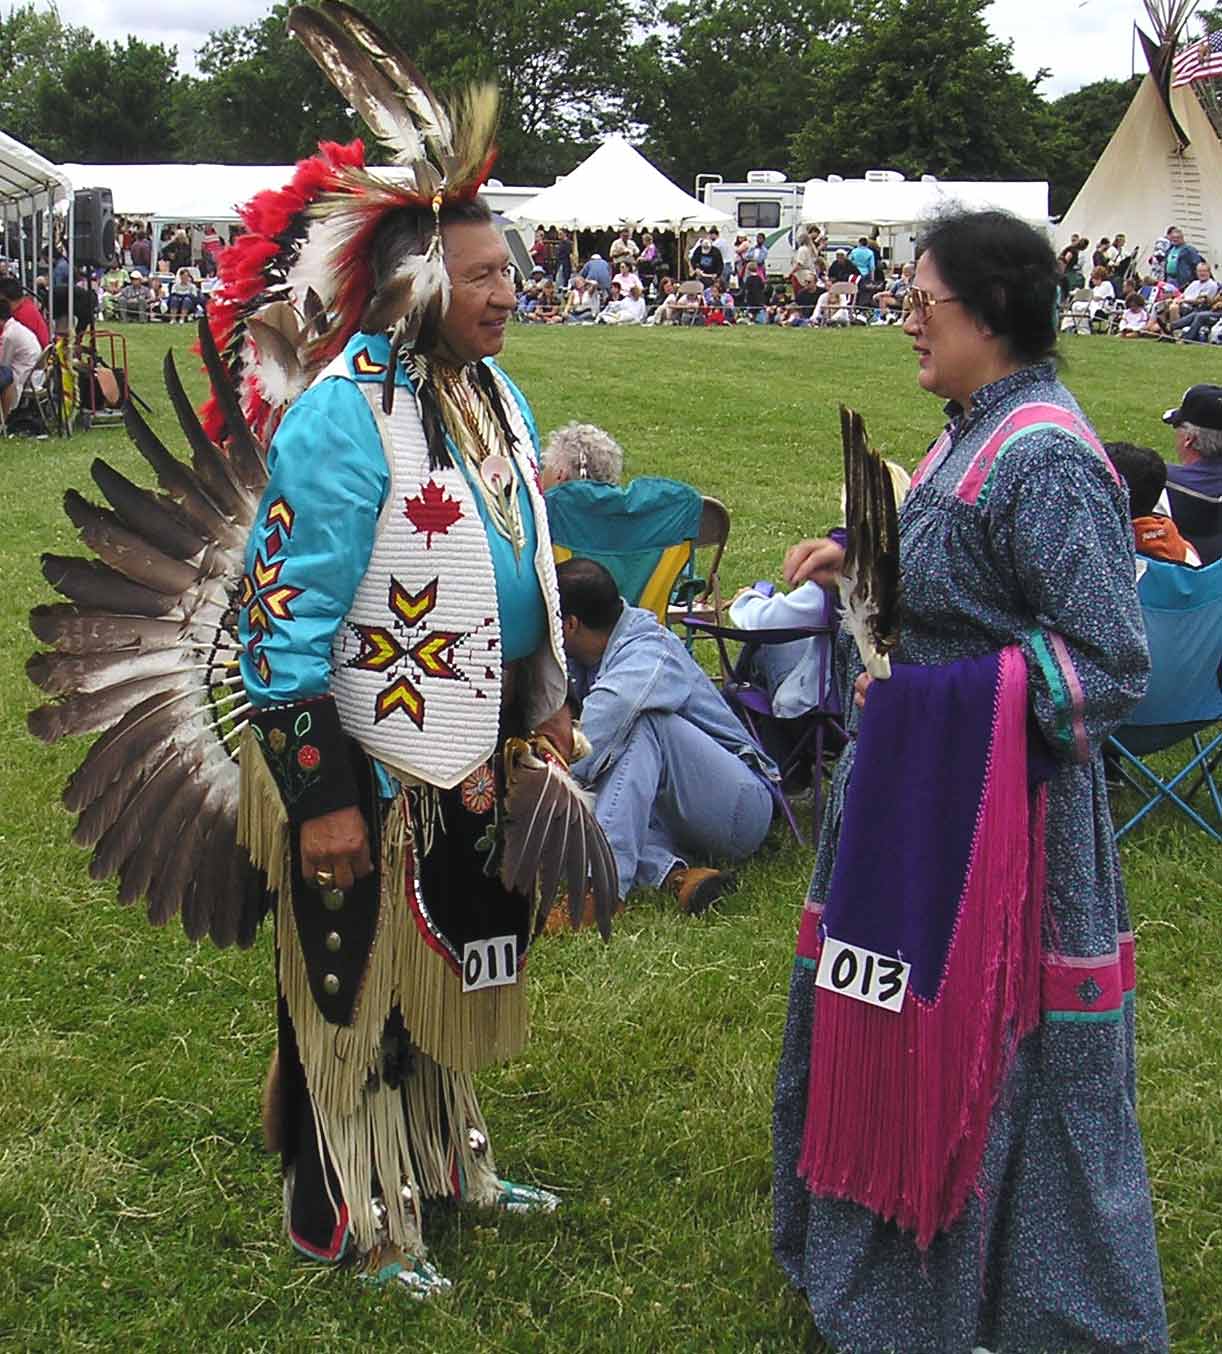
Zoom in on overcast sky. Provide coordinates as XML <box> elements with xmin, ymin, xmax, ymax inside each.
<box><xmin>80</xmin><ymin>0</ymin><xmax>1152</xmax><ymax>96</ymax></box>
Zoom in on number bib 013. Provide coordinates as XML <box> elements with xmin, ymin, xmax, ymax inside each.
<box><xmin>462</xmin><ymin>934</ymin><xmax>519</xmax><ymax>993</ymax></box>
<box><xmin>815</xmin><ymin>935</ymin><xmax>910</xmax><ymax>1013</ymax></box>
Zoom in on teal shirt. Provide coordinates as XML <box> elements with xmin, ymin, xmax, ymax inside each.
<box><xmin>238</xmin><ymin>332</ymin><xmax>547</xmax><ymax>786</ymax></box>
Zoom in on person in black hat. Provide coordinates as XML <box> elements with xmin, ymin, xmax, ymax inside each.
<box><xmin>1163</xmin><ymin>384</ymin><xmax>1222</xmax><ymax>498</ymax></box>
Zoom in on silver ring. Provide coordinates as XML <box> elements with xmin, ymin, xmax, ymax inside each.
<box><xmin>315</xmin><ymin>869</ymin><xmax>335</xmax><ymax>887</ymax></box>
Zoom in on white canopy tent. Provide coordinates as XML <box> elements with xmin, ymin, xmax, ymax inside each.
<box><xmin>800</xmin><ymin>175</ymin><xmax>1050</xmax><ymax>262</ymax></box>
<box><xmin>0</xmin><ymin>130</ymin><xmax>74</xmax><ymax>333</ymax></box>
<box><xmin>508</xmin><ymin>137</ymin><xmax>732</xmax><ymax>232</ymax></box>
<box><xmin>63</xmin><ymin>162</ymin><xmax>300</xmax><ymax>225</ymax></box>
<box><xmin>63</xmin><ymin>164</ymin><xmax>545</xmax><ymax>267</ymax></box>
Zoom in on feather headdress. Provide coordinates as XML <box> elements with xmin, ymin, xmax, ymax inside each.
<box><xmin>200</xmin><ymin>1</ymin><xmax>500</xmax><ymax>443</ymax></box>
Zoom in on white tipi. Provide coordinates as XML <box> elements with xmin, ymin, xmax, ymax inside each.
<box><xmin>1058</xmin><ymin>0</ymin><xmax>1222</xmax><ymax>266</ymax></box>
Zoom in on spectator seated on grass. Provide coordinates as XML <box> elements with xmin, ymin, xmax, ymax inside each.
<box><xmin>1071</xmin><ymin>265</ymin><xmax>1116</xmax><ymax>330</ymax></box>
<box><xmin>614</xmin><ymin>259</ymin><xmax>642</xmax><ymax>299</ymax></box>
<box><xmin>1167</xmin><ymin>261</ymin><xmax>1217</xmax><ymax>326</ymax></box>
<box><xmin>1172</xmin><ymin>283</ymin><xmax>1222</xmax><ymax>344</ymax></box>
<box><xmin>0</xmin><ymin>276</ymin><xmax>49</xmax><ymax>348</ymax></box>
<box><xmin>526</xmin><ymin>279</ymin><xmax>562</xmax><ymax>324</ymax></box>
<box><xmin>540</xmin><ymin>421</ymin><xmax>624</xmax><ymax>491</ymax></box>
<box><xmin>552</xmin><ymin>558</ymin><xmax>777</xmax><ymax>930</ymax></box>
<box><xmin>1105</xmin><ymin>440</ymin><xmax>1201</xmax><ymax>569</ymax></box>
<box><xmin>1117</xmin><ymin>291</ymin><xmax>1162</xmax><ymax>339</ymax></box>
<box><xmin>0</xmin><ymin>298</ymin><xmax>43</xmax><ymax>415</ymax></box>
<box><xmin>562</xmin><ymin>276</ymin><xmax>600</xmax><ymax>324</ymax></box>
<box><xmin>167</xmin><ymin>268</ymin><xmax>200</xmax><ymax>324</ymax></box>
<box><xmin>873</xmin><ymin>263</ymin><xmax>913</xmax><ymax>324</ymax></box>
<box><xmin>703</xmin><ymin>279</ymin><xmax>734</xmax><ymax>325</ymax></box>
<box><xmin>647</xmin><ymin>274</ymin><xmax>681</xmax><ymax>325</ymax></box>
<box><xmin>115</xmin><ymin>270</ymin><xmax>152</xmax><ymax>322</ymax></box>
<box><xmin>597</xmin><ymin>282</ymin><xmax>645</xmax><ymax>326</ymax></box>
<box><xmin>147</xmin><ymin>280</ymin><xmax>169</xmax><ymax>320</ymax></box>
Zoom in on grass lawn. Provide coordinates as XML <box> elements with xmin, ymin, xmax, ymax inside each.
<box><xmin>1</xmin><ymin>322</ymin><xmax>1218</xmax><ymax>1351</ymax></box>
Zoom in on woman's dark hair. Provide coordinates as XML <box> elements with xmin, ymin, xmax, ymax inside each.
<box><xmin>916</xmin><ymin>208</ymin><xmax>1058</xmax><ymax>364</ymax></box>
<box><xmin>556</xmin><ymin>558</ymin><xmax>624</xmax><ymax>631</ymax></box>
<box><xmin>1104</xmin><ymin>441</ymin><xmax>1165</xmax><ymax>517</ymax></box>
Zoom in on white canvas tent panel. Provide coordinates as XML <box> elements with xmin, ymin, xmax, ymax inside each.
<box><xmin>0</xmin><ymin>130</ymin><xmax>74</xmax><ymax>336</ymax></box>
<box><xmin>64</xmin><ymin>163</ymin><xmax>301</xmax><ymax>223</ymax></box>
<box><xmin>507</xmin><ymin>137</ymin><xmax>732</xmax><ymax>232</ymax></box>
<box><xmin>1057</xmin><ymin>77</ymin><xmax>1222</xmax><ymax>266</ymax></box>
<box><xmin>800</xmin><ymin>178</ymin><xmax>1050</xmax><ymax>230</ymax></box>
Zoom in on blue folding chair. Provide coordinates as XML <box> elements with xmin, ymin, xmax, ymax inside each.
<box><xmin>683</xmin><ymin>615</ymin><xmax>846</xmax><ymax>843</ymax></box>
<box><xmin>546</xmin><ymin>476</ymin><xmax>728</xmax><ymax>631</ymax></box>
<box><xmin>1109</xmin><ymin>556</ymin><xmax>1222</xmax><ymax>843</ymax></box>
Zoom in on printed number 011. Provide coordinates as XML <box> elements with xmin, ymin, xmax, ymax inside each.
<box><xmin>462</xmin><ymin>934</ymin><xmax>519</xmax><ymax>993</ymax></box>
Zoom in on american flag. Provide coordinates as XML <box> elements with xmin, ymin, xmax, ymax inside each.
<box><xmin>1171</xmin><ymin>29</ymin><xmax>1222</xmax><ymax>87</ymax></box>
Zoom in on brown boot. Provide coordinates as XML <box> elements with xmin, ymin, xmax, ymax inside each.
<box><xmin>664</xmin><ymin>866</ymin><xmax>737</xmax><ymax>916</ymax></box>
<box><xmin>542</xmin><ymin>890</ymin><xmax>623</xmax><ymax>935</ymax></box>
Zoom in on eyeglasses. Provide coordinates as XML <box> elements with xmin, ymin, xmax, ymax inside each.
<box><xmin>908</xmin><ymin>288</ymin><xmax>964</xmax><ymax>322</ymax></box>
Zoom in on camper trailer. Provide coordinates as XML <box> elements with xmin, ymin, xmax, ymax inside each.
<box><xmin>698</xmin><ymin>169</ymin><xmax>916</xmax><ymax>278</ymax></box>
<box><xmin>697</xmin><ymin>171</ymin><xmax>804</xmax><ymax>278</ymax></box>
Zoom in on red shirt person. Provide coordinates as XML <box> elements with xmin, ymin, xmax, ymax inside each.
<box><xmin>0</xmin><ymin>278</ymin><xmax>49</xmax><ymax>348</ymax></box>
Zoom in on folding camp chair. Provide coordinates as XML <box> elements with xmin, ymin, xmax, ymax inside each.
<box><xmin>1166</xmin><ymin>480</ymin><xmax>1222</xmax><ymax>566</ymax></box>
<box><xmin>682</xmin><ymin>614</ymin><xmax>845</xmax><ymax>843</ymax></box>
<box><xmin>546</xmin><ymin>476</ymin><xmax>727</xmax><ymax>628</ymax></box>
<box><xmin>1108</xmin><ymin>556</ymin><xmax>1222</xmax><ymax>843</ymax></box>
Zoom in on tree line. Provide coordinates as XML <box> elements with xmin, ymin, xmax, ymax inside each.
<box><xmin>1</xmin><ymin>0</ymin><xmax>1215</xmax><ymax>218</ymax></box>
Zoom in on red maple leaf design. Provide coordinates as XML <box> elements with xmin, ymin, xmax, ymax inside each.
<box><xmin>404</xmin><ymin>479</ymin><xmax>463</xmax><ymax>548</ymax></box>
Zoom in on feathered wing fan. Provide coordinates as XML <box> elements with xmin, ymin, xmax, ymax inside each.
<box><xmin>838</xmin><ymin>405</ymin><xmax>901</xmax><ymax>680</ymax></box>
<box><xmin>27</xmin><ymin>321</ymin><xmax>272</xmax><ymax>948</ymax></box>
<box><xmin>499</xmin><ymin>738</ymin><xmax>619</xmax><ymax>940</ymax></box>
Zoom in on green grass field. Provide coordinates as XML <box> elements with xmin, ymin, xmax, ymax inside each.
<box><xmin>1</xmin><ymin>323</ymin><xmax>1218</xmax><ymax>1352</ymax></box>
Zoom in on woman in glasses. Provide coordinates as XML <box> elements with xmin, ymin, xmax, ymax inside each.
<box><xmin>772</xmin><ymin>208</ymin><xmax>1167</xmax><ymax>1352</ymax></box>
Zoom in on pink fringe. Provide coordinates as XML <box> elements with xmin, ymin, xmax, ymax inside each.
<box><xmin>798</xmin><ymin>647</ymin><xmax>1045</xmax><ymax>1250</ymax></box>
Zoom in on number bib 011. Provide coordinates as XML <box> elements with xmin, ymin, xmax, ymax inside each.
<box><xmin>462</xmin><ymin>934</ymin><xmax>519</xmax><ymax>993</ymax></box>
<box><xmin>815</xmin><ymin>935</ymin><xmax>910</xmax><ymax>1014</ymax></box>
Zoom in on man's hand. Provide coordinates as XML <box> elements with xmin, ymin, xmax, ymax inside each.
<box><xmin>534</xmin><ymin>702</ymin><xmax>575</xmax><ymax>762</ymax></box>
<box><xmin>783</xmin><ymin>537</ymin><xmax>846</xmax><ymax>590</ymax></box>
<box><xmin>300</xmin><ymin>806</ymin><xmax>373</xmax><ymax>891</ymax></box>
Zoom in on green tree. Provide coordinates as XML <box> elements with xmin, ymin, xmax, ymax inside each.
<box><xmin>33</xmin><ymin>36</ymin><xmax>182</xmax><ymax>161</ymax></box>
<box><xmin>0</xmin><ymin>2</ymin><xmax>93</xmax><ymax>148</ymax></box>
<box><xmin>175</xmin><ymin>0</ymin><xmax>638</xmax><ymax>180</ymax></box>
<box><xmin>789</xmin><ymin>0</ymin><xmax>1054</xmax><ymax>184</ymax></box>
<box><xmin>627</xmin><ymin>0</ymin><xmax>842</xmax><ymax>192</ymax></box>
<box><xmin>1043</xmin><ymin>76</ymin><xmax>1140</xmax><ymax>218</ymax></box>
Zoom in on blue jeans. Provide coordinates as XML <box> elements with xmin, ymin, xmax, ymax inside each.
<box><xmin>588</xmin><ymin>712</ymin><xmax>773</xmax><ymax>898</ymax></box>
<box><xmin>1173</xmin><ymin>309</ymin><xmax>1218</xmax><ymax>342</ymax></box>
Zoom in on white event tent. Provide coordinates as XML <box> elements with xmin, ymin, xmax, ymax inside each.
<box><xmin>0</xmin><ymin>130</ymin><xmax>75</xmax><ymax>335</ymax></box>
<box><xmin>801</xmin><ymin>174</ymin><xmax>1050</xmax><ymax>261</ymax></box>
<box><xmin>508</xmin><ymin>137</ymin><xmax>731</xmax><ymax>233</ymax></box>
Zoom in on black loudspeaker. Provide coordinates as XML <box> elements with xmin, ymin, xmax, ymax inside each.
<box><xmin>73</xmin><ymin>187</ymin><xmax>115</xmax><ymax>266</ymax></box>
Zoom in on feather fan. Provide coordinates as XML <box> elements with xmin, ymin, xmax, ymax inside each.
<box><xmin>838</xmin><ymin>405</ymin><xmax>901</xmax><ymax>680</ymax></box>
<box><xmin>499</xmin><ymin>737</ymin><xmax>619</xmax><ymax>939</ymax></box>
<box><xmin>28</xmin><ymin>318</ymin><xmax>270</xmax><ymax>949</ymax></box>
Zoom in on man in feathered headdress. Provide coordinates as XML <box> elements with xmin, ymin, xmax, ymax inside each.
<box><xmin>226</xmin><ymin>2</ymin><xmax>614</xmax><ymax>1296</ymax></box>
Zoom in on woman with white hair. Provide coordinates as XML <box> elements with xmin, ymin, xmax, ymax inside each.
<box><xmin>540</xmin><ymin>422</ymin><xmax>625</xmax><ymax>490</ymax></box>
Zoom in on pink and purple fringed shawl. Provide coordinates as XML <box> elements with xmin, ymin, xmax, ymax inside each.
<box><xmin>797</xmin><ymin>645</ymin><xmax>1045</xmax><ymax>1251</ymax></box>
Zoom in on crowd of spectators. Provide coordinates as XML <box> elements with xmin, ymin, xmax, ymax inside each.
<box><xmin>513</xmin><ymin>224</ymin><xmax>926</xmax><ymax>329</ymax></box>
<box><xmin>1059</xmin><ymin>225</ymin><xmax>1221</xmax><ymax>344</ymax></box>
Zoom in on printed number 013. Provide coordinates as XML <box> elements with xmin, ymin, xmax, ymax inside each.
<box><xmin>815</xmin><ymin>936</ymin><xmax>910</xmax><ymax>1013</ymax></box>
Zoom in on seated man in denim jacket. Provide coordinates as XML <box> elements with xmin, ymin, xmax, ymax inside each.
<box><xmin>556</xmin><ymin>558</ymin><xmax>777</xmax><ymax>922</ymax></box>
